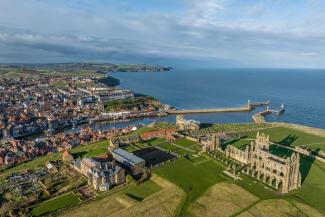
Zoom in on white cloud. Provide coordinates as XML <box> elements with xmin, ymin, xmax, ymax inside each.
<box><xmin>0</xmin><ymin>0</ymin><xmax>324</xmax><ymax>68</ymax></box>
<box><xmin>300</xmin><ymin>52</ymin><xmax>317</xmax><ymax>56</ymax></box>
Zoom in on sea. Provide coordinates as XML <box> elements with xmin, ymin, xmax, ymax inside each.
<box><xmin>113</xmin><ymin>68</ymin><xmax>325</xmax><ymax>129</ymax></box>
<box><xmin>64</xmin><ymin>68</ymin><xmax>325</xmax><ymax>133</ymax></box>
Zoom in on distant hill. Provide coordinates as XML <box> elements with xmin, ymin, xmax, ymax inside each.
<box><xmin>0</xmin><ymin>63</ymin><xmax>172</xmax><ymax>73</ymax></box>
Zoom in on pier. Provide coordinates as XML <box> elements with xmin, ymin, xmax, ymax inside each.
<box><xmin>166</xmin><ymin>100</ymin><xmax>270</xmax><ymax>114</ymax></box>
<box><xmin>252</xmin><ymin>103</ymin><xmax>285</xmax><ymax>123</ymax></box>
<box><xmin>252</xmin><ymin>110</ymin><xmax>272</xmax><ymax>123</ymax></box>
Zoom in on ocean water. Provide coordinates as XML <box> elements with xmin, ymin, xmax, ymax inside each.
<box><xmin>112</xmin><ymin>68</ymin><xmax>325</xmax><ymax>129</ymax></box>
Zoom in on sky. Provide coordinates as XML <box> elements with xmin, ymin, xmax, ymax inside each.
<box><xmin>0</xmin><ymin>0</ymin><xmax>325</xmax><ymax>68</ymax></box>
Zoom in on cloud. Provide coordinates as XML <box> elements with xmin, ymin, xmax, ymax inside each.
<box><xmin>300</xmin><ymin>52</ymin><xmax>317</xmax><ymax>56</ymax></box>
<box><xmin>0</xmin><ymin>0</ymin><xmax>324</xmax><ymax>68</ymax></box>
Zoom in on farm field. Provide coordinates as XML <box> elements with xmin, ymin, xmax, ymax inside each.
<box><xmin>30</xmin><ymin>192</ymin><xmax>80</xmax><ymax>216</ymax></box>
<box><xmin>59</xmin><ymin>175</ymin><xmax>184</xmax><ymax>217</ymax></box>
<box><xmin>154</xmin><ymin>158</ymin><xmax>226</xmax><ymax>216</ymax></box>
<box><xmin>237</xmin><ymin>199</ymin><xmax>325</xmax><ymax>217</ymax></box>
<box><xmin>112</xmin><ymin>175</ymin><xmax>184</xmax><ymax>217</ymax></box>
<box><xmin>188</xmin><ymin>182</ymin><xmax>259</xmax><ymax>217</ymax></box>
<box><xmin>59</xmin><ymin>192</ymin><xmax>134</xmax><ymax>217</ymax></box>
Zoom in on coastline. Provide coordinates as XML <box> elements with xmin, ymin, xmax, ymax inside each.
<box><xmin>97</xmin><ymin>75</ymin><xmax>120</xmax><ymax>87</ymax></box>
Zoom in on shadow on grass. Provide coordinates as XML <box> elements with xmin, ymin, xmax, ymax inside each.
<box><xmin>277</xmin><ymin>134</ymin><xmax>299</xmax><ymax>146</ymax></box>
<box><xmin>222</xmin><ymin>136</ymin><xmax>247</xmax><ymax>149</ymax></box>
<box><xmin>269</xmin><ymin>145</ymin><xmax>294</xmax><ymax>158</ymax></box>
<box><xmin>72</xmin><ymin>151</ymin><xmax>88</xmax><ymax>158</ymax></box>
<box><xmin>125</xmin><ymin>193</ymin><xmax>144</xmax><ymax>201</ymax></box>
<box><xmin>300</xmin><ymin>149</ymin><xmax>320</xmax><ymax>184</ymax></box>
<box><xmin>200</xmin><ymin>123</ymin><xmax>213</xmax><ymax>129</ymax></box>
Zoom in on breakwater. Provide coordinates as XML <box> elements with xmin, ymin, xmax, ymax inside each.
<box><xmin>166</xmin><ymin>100</ymin><xmax>270</xmax><ymax>114</ymax></box>
<box><xmin>252</xmin><ymin>110</ymin><xmax>272</xmax><ymax>123</ymax></box>
<box><xmin>167</xmin><ymin>106</ymin><xmax>251</xmax><ymax>114</ymax></box>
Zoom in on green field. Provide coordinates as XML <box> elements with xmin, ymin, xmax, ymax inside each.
<box><xmin>121</xmin><ymin>144</ymin><xmax>139</xmax><ymax>152</ymax></box>
<box><xmin>30</xmin><ymin>192</ymin><xmax>80</xmax><ymax>216</ymax></box>
<box><xmin>1</xmin><ymin>153</ymin><xmax>61</xmax><ymax>176</ymax></box>
<box><xmin>233</xmin><ymin>156</ymin><xmax>325</xmax><ymax>213</ymax></box>
<box><xmin>225</xmin><ymin>138</ymin><xmax>251</xmax><ymax>150</ymax></box>
<box><xmin>154</xmin><ymin>158</ymin><xmax>226</xmax><ymax>216</ymax></box>
<box><xmin>125</xmin><ymin>180</ymin><xmax>162</xmax><ymax>201</ymax></box>
<box><xmin>174</xmin><ymin>149</ymin><xmax>194</xmax><ymax>156</ymax></box>
<box><xmin>174</xmin><ymin>138</ymin><xmax>197</xmax><ymax>147</ymax></box>
<box><xmin>61</xmin><ymin>140</ymin><xmax>109</xmax><ymax>159</ymax></box>
<box><xmin>189</xmin><ymin>155</ymin><xmax>209</xmax><ymax>164</ymax></box>
<box><xmin>146</xmin><ymin>138</ymin><xmax>167</xmax><ymax>146</ymax></box>
<box><xmin>153</xmin><ymin>150</ymin><xmax>325</xmax><ymax>216</ymax></box>
<box><xmin>158</xmin><ymin>143</ymin><xmax>179</xmax><ymax>152</ymax></box>
<box><xmin>2</xmin><ymin>140</ymin><xmax>110</xmax><ymax>176</ymax></box>
<box><xmin>196</xmin><ymin>123</ymin><xmax>272</xmax><ymax>135</ymax></box>
<box><xmin>239</xmin><ymin>127</ymin><xmax>325</xmax><ymax>151</ymax></box>
<box><xmin>289</xmin><ymin>157</ymin><xmax>325</xmax><ymax>211</ymax></box>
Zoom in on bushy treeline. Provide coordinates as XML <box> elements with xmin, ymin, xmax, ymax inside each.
<box><xmin>188</xmin><ymin>123</ymin><xmax>272</xmax><ymax>137</ymax></box>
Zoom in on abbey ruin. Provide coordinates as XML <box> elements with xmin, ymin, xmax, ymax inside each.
<box><xmin>203</xmin><ymin>132</ymin><xmax>301</xmax><ymax>193</ymax></box>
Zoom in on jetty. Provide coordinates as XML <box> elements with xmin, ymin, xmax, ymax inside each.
<box><xmin>252</xmin><ymin>103</ymin><xmax>286</xmax><ymax>123</ymax></box>
<box><xmin>167</xmin><ymin>100</ymin><xmax>270</xmax><ymax>114</ymax></box>
<box><xmin>252</xmin><ymin>110</ymin><xmax>272</xmax><ymax>123</ymax></box>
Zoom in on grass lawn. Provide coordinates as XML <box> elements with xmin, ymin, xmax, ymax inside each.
<box><xmin>135</xmin><ymin>142</ymin><xmax>150</xmax><ymax>149</ymax></box>
<box><xmin>158</xmin><ymin>143</ymin><xmax>179</xmax><ymax>152</ymax></box>
<box><xmin>2</xmin><ymin>140</ymin><xmax>110</xmax><ymax>176</ymax></box>
<box><xmin>225</xmin><ymin>139</ymin><xmax>251</xmax><ymax>150</ymax></box>
<box><xmin>174</xmin><ymin>149</ymin><xmax>194</xmax><ymax>156</ymax></box>
<box><xmin>30</xmin><ymin>192</ymin><xmax>80</xmax><ymax>216</ymax></box>
<box><xmin>70</xmin><ymin>140</ymin><xmax>109</xmax><ymax>158</ymax></box>
<box><xmin>146</xmin><ymin>138</ymin><xmax>167</xmax><ymax>146</ymax></box>
<box><xmin>154</xmin><ymin>158</ymin><xmax>226</xmax><ymax>216</ymax></box>
<box><xmin>268</xmin><ymin>144</ymin><xmax>294</xmax><ymax>158</ymax></box>
<box><xmin>289</xmin><ymin>157</ymin><xmax>325</xmax><ymax>212</ymax></box>
<box><xmin>125</xmin><ymin>180</ymin><xmax>162</xmax><ymax>201</ymax></box>
<box><xmin>234</xmin><ymin>155</ymin><xmax>325</xmax><ymax>213</ymax></box>
<box><xmin>189</xmin><ymin>155</ymin><xmax>209</xmax><ymax>164</ymax></box>
<box><xmin>240</xmin><ymin>127</ymin><xmax>325</xmax><ymax>151</ymax></box>
<box><xmin>187</xmin><ymin>144</ymin><xmax>201</xmax><ymax>151</ymax></box>
<box><xmin>174</xmin><ymin>138</ymin><xmax>197</xmax><ymax>147</ymax></box>
<box><xmin>121</xmin><ymin>144</ymin><xmax>139</xmax><ymax>152</ymax></box>
<box><xmin>1</xmin><ymin>153</ymin><xmax>61</xmax><ymax>176</ymax></box>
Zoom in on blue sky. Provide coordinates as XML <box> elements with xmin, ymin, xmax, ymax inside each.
<box><xmin>0</xmin><ymin>0</ymin><xmax>324</xmax><ymax>68</ymax></box>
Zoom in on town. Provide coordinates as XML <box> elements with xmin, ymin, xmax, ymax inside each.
<box><xmin>0</xmin><ymin>66</ymin><xmax>171</xmax><ymax>171</ymax></box>
<box><xmin>1</xmin><ymin>111</ymin><xmax>325</xmax><ymax>216</ymax></box>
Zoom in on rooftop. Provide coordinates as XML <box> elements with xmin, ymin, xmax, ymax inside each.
<box><xmin>111</xmin><ymin>148</ymin><xmax>144</xmax><ymax>164</ymax></box>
